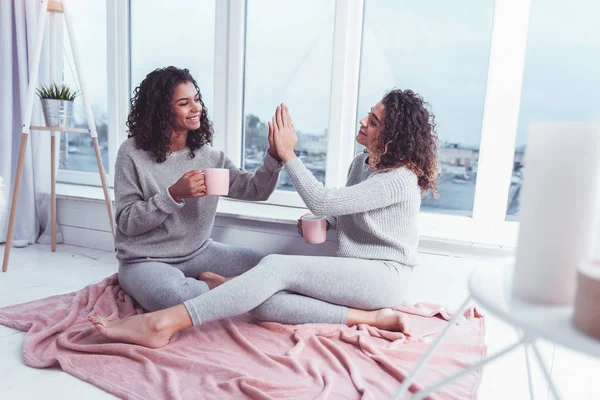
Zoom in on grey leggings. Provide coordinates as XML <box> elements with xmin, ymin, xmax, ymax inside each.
<box><xmin>182</xmin><ymin>253</ymin><xmax>412</xmax><ymax>326</ymax></box>
<box><xmin>118</xmin><ymin>241</ymin><xmax>373</xmax><ymax>324</ymax></box>
<box><xmin>118</xmin><ymin>241</ymin><xmax>264</xmax><ymax>312</ymax></box>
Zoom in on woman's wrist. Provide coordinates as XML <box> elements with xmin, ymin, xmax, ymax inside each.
<box><xmin>281</xmin><ymin>152</ymin><xmax>297</xmax><ymax>163</ymax></box>
<box><xmin>267</xmin><ymin>148</ymin><xmax>282</xmax><ymax>162</ymax></box>
<box><xmin>168</xmin><ymin>186</ymin><xmax>182</xmax><ymax>202</ymax></box>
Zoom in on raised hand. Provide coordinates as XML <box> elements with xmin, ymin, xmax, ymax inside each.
<box><xmin>268</xmin><ymin>104</ymin><xmax>298</xmax><ymax>163</ymax></box>
<box><xmin>168</xmin><ymin>170</ymin><xmax>206</xmax><ymax>201</ymax></box>
<box><xmin>267</xmin><ymin>118</ymin><xmax>282</xmax><ymax>162</ymax></box>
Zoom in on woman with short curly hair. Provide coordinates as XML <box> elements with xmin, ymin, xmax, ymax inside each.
<box><xmin>91</xmin><ymin>88</ymin><xmax>439</xmax><ymax>348</ymax></box>
<box><xmin>113</xmin><ymin>66</ymin><xmax>283</xmax><ymax>314</ymax></box>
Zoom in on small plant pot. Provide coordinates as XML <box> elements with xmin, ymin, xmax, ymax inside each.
<box><xmin>41</xmin><ymin>99</ymin><xmax>74</xmax><ymax>128</ymax></box>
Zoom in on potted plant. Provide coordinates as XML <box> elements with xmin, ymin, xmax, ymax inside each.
<box><xmin>37</xmin><ymin>83</ymin><xmax>79</xmax><ymax>168</ymax></box>
<box><xmin>36</xmin><ymin>83</ymin><xmax>79</xmax><ymax>128</ymax></box>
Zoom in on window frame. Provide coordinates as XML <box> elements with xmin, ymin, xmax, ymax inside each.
<box><xmin>56</xmin><ymin>0</ymin><xmax>125</xmax><ymax>187</ymax></box>
<box><xmin>58</xmin><ymin>0</ymin><xmax>533</xmax><ymax>248</ymax></box>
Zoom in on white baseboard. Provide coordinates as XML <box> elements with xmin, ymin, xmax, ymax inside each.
<box><xmin>60</xmin><ymin>225</ymin><xmax>115</xmax><ymax>251</ymax></box>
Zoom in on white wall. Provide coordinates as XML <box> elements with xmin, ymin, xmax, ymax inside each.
<box><xmin>57</xmin><ymin>197</ymin><xmax>338</xmax><ymax>256</ymax></box>
<box><xmin>57</xmin><ymin>197</ymin><xmax>513</xmax><ymax>261</ymax></box>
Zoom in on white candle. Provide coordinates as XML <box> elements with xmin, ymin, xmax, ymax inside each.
<box><xmin>573</xmin><ymin>261</ymin><xmax>600</xmax><ymax>338</ymax></box>
<box><xmin>512</xmin><ymin>123</ymin><xmax>600</xmax><ymax>305</ymax></box>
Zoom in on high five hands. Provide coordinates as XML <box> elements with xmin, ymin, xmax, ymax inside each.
<box><xmin>268</xmin><ymin>104</ymin><xmax>298</xmax><ymax>163</ymax></box>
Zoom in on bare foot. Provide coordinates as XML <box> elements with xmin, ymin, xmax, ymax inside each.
<box><xmin>89</xmin><ymin>313</ymin><xmax>175</xmax><ymax>348</ymax></box>
<box><xmin>199</xmin><ymin>272</ymin><xmax>235</xmax><ymax>290</ymax></box>
<box><xmin>373</xmin><ymin>308</ymin><xmax>411</xmax><ymax>335</ymax></box>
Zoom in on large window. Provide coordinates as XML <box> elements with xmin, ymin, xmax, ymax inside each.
<box><xmin>60</xmin><ymin>0</ymin><xmax>587</xmax><ymax>247</ymax></box>
<box><xmin>241</xmin><ymin>0</ymin><xmax>336</xmax><ymax>191</ymax></box>
<box><xmin>506</xmin><ymin>0</ymin><xmax>600</xmax><ymax>219</ymax></box>
<box><xmin>356</xmin><ymin>0</ymin><xmax>495</xmax><ymax>216</ymax></box>
<box><xmin>60</xmin><ymin>0</ymin><xmax>109</xmax><ymax>173</ymax></box>
<box><xmin>130</xmin><ymin>0</ymin><xmax>215</xmax><ymax>116</ymax></box>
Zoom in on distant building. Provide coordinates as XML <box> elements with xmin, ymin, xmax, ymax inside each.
<box><xmin>295</xmin><ymin>133</ymin><xmax>328</xmax><ymax>155</ymax></box>
<box><xmin>244</xmin><ymin>114</ymin><xmax>328</xmax><ymax>155</ymax></box>
<box><xmin>244</xmin><ymin>115</ymin><xmax>268</xmax><ymax>150</ymax></box>
<box><xmin>513</xmin><ymin>147</ymin><xmax>526</xmax><ymax>167</ymax></box>
<box><xmin>439</xmin><ymin>143</ymin><xmax>479</xmax><ymax>167</ymax></box>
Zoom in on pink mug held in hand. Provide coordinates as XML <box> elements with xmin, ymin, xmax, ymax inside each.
<box><xmin>302</xmin><ymin>214</ymin><xmax>327</xmax><ymax>244</ymax></box>
<box><xmin>204</xmin><ymin>168</ymin><xmax>230</xmax><ymax>196</ymax></box>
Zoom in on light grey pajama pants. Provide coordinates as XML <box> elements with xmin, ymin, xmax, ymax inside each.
<box><xmin>118</xmin><ymin>241</ymin><xmax>263</xmax><ymax>312</ymax></box>
<box><xmin>119</xmin><ymin>241</ymin><xmax>412</xmax><ymax>326</ymax></box>
<box><xmin>181</xmin><ymin>253</ymin><xmax>412</xmax><ymax>326</ymax></box>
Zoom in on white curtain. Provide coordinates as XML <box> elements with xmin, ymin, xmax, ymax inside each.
<box><xmin>0</xmin><ymin>0</ymin><xmax>63</xmax><ymax>246</ymax></box>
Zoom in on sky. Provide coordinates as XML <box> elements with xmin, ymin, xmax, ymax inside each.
<box><xmin>64</xmin><ymin>0</ymin><xmax>600</xmax><ymax>149</ymax></box>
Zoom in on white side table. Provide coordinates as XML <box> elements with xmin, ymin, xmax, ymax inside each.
<box><xmin>392</xmin><ymin>260</ymin><xmax>600</xmax><ymax>400</ymax></box>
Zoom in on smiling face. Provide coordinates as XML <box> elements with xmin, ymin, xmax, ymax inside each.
<box><xmin>170</xmin><ymin>81</ymin><xmax>202</xmax><ymax>135</ymax></box>
<box><xmin>356</xmin><ymin>101</ymin><xmax>386</xmax><ymax>149</ymax></box>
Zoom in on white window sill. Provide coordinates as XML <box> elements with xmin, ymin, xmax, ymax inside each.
<box><xmin>55</xmin><ymin>182</ymin><xmax>517</xmax><ymax>256</ymax></box>
<box><xmin>55</xmin><ymin>183</ymin><xmax>306</xmax><ymax>225</ymax></box>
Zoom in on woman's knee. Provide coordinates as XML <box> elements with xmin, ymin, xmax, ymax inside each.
<box><xmin>210</xmin><ymin>241</ymin><xmax>266</xmax><ymax>267</ymax></box>
<box><xmin>246</xmin><ymin>248</ymin><xmax>267</xmax><ymax>266</ymax></box>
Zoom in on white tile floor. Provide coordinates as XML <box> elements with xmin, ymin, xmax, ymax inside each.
<box><xmin>0</xmin><ymin>243</ymin><xmax>598</xmax><ymax>399</ymax></box>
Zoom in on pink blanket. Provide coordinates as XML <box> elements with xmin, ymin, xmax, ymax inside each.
<box><xmin>0</xmin><ymin>274</ymin><xmax>485</xmax><ymax>400</ymax></box>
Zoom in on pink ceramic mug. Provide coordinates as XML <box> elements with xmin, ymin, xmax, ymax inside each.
<box><xmin>204</xmin><ymin>168</ymin><xmax>230</xmax><ymax>196</ymax></box>
<box><xmin>302</xmin><ymin>214</ymin><xmax>327</xmax><ymax>244</ymax></box>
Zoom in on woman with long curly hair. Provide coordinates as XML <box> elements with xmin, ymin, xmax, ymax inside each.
<box><xmin>91</xmin><ymin>89</ymin><xmax>439</xmax><ymax>348</ymax></box>
<box><xmin>113</xmin><ymin>66</ymin><xmax>284</xmax><ymax>313</ymax></box>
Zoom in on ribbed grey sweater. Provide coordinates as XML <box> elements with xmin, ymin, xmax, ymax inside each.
<box><xmin>285</xmin><ymin>152</ymin><xmax>421</xmax><ymax>266</ymax></box>
<box><xmin>114</xmin><ymin>138</ymin><xmax>282</xmax><ymax>263</ymax></box>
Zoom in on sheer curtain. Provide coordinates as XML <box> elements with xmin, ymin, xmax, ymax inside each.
<box><xmin>0</xmin><ymin>0</ymin><xmax>63</xmax><ymax>246</ymax></box>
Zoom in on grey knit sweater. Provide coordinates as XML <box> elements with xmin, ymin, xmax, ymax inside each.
<box><xmin>114</xmin><ymin>138</ymin><xmax>282</xmax><ymax>263</ymax></box>
<box><xmin>285</xmin><ymin>152</ymin><xmax>421</xmax><ymax>266</ymax></box>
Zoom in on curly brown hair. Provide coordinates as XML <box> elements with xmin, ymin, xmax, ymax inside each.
<box><xmin>126</xmin><ymin>66</ymin><xmax>213</xmax><ymax>163</ymax></box>
<box><xmin>369</xmin><ymin>89</ymin><xmax>439</xmax><ymax>197</ymax></box>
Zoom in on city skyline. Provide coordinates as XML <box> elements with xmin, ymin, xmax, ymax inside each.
<box><xmin>66</xmin><ymin>0</ymin><xmax>599</xmax><ymax>151</ymax></box>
